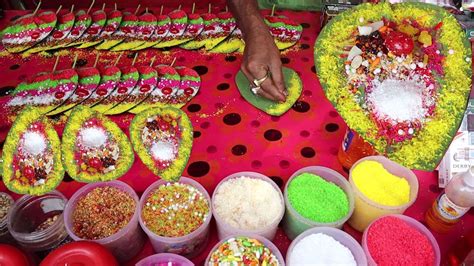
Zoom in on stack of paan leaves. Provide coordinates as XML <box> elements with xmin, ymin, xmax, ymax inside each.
<box><xmin>91</xmin><ymin>66</ymin><xmax>140</xmax><ymax>113</ymax></box>
<box><xmin>110</xmin><ymin>11</ymin><xmax>157</xmax><ymax>51</ymax></box>
<box><xmin>130</xmin><ymin>107</ymin><xmax>193</xmax><ymax>181</ymax></box>
<box><xmin>2</xmin><ymin>107</ymin><xmax>64</xmax><ymax>195</ymax></box>
<box><xmin>26</xmin><ymin>9</ymin><xmax>75</xmax><ymax>53</ymax></box>
<box><xmin>153</xmin><ymin>9</ymin><xmax>188</xmax><ymax>49</ymax></box>
<box><xmin>170</xmin><ymin>66</ymin><xmax>201</xmax><ymax>108</ymax></box>
<box><xmin>52</xmin><ymin>67</ymin><xmax>101</xmax><ymax>114</ymax></box>
<box><xmin>0</xmin><ymin>63</ymin><xmax>201</xmax><ymax>122</ymax></box>
<box><xmin>265</xmin><ymin>14</ymin><xmax>303</xmax><ymax>50</ymax></box>
<box><xmin>6</xmin><ymin>69</ymin><xmax>78</xmax><ymax>115</ymax></box>
<box><xmin>204</xmin><ymin>11</ymin><xmax>236</xmax><ymax>50</ymax></box>
<box><xmin>1</xmin><ymin>10</ymin><xmax>57</xmax><ymax>53</ymax></box>
<box><xmin>73</xmin><ymin>9</ymin><xmax>107</xmax><ymax>48</ymax></box>
<box><xmin>167</xmin><ymin>13</ymin><xmax>204</xmax><ymax>47</ymax></box>
<box><xmin>80</xmin><ymin>65</ymin><xmax>121</xmax><ymax>108</ymax></box>
<box><xmin>95</xmin><ymin>12</ymin><xmax>138</xmax><ymax>50</ymax></box>
<box><xmin>129</xmin><ymin>65</ymin><xmax>182</xmax><ymax>114</ymax></box>
<box><xmin>180</xmin><ymin>12</ymin><xmax>218</xmax><ymax>50</ymax></box>
<box><xmin>132</xmin><ymin>13</ymin><xmax>171</xmax><ymax>50</ymax></box>
<box><xmin>62</xmin><ymin>10</ymin><xmax>92</xmax><ymax>47</ymax></box>
<box><xmin>314</xmin><ymin>2</ymin><xmax>472</xmax><ymax>170</ymax></box>
<box><xmin>210</xmin><ymin>26</ymin><xmax>244</xmax><ymax>53</ymax></box>
<box><xmin>62</xmin><ymin>105</ymin><xmax>134</xmax><ymax>182</ymax></box>
<box><xmin>104</xmin><ymin>66</ymin><xmax>158</xmax><ymax>114</ymax></box>
<box><xmin>93</xmin><ymin>9</ymin><xmax>123</xmax><ymax>47</ymax></box>
<box><xmin>1</xmin><ymin>7</ymin><xmax>303</xmax><ymax>54</ymax></box>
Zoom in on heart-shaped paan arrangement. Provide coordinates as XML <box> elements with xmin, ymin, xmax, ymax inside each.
<box><xmin>129</xmin><ymin>106</ymin><xmax>193</xmax><ymax>182</ymax></box>
<box><xmin>315</xmin><ymin>2</ymin><xmax>472</xmax><ymax>170</ymax></box>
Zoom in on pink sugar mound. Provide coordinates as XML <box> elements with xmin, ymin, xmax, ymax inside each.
<box><xmin>367</xmin><ymin>216</ymin><xmax>435</xmax><ymax>266</ymax></box>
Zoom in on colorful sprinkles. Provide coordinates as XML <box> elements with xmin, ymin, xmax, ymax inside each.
<box><xmin>367</xmin><ymin>216</ymin><xmax>435</xmax><ymax>265</ymax></box>
<box><xmin>288</xmin><ymin>173</ymin><xmax>349</xmax><ymax>223</ymax></box>
<box><xmin>0</xmin><ymin>194</ymin><xmax>13</xmax><ymax>220</ymax></box>
<box><xmin>142</xmin><ymin>182</ymin><xmax>209</xmax><ymax>237</ymax></box>
<box><xmin>72</xmin><ymin>186</ymin><xmax>136</xmax><ymax>240</ymax></box>
<box><xmin>208</xmin><ymin>237</ymin><xmax>280</xmax><ymax>265</ymax></box>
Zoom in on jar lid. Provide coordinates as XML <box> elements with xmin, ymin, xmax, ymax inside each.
<box><xmin>40</xmin><ymin>241</ymin><xmax>118</xmax><ymax>266</ymax></box>
<box><xmin>0</xmin><ymin>244</ymin><xmax>30</xmax><ymax>266</ymax></box>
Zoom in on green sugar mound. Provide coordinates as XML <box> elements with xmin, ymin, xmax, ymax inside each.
<box><xmin>288</xmin><ymin>173</ymin><xmax>349</xmax><ymax>223</ymax></box>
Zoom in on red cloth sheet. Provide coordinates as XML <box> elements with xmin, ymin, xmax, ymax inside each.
<box><xmin>0</xmin><ymin>8</ymin><xmax>472</xmax><ymax>265</ymax></box>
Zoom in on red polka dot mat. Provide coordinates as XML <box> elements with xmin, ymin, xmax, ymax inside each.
<box><xmin>0</xmin><ymin>8</ymin><xmax>473</xmax><ymax>265</ymax></box>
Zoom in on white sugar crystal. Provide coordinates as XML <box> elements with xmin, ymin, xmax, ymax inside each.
<box><xmin>23</xmin><ymin>131</ymin><xmax>47</xmax><ymax>155</ymax></box>
<box><xmin>150</xmin><ymin>141</ymin><xmax>176</xmax><ymax>161</ymax></box>
<box><xmin>367</xmin><ymin>79</ymin><xmax>428</xmax><ymax>122</ymax></box>
<box><xmin>449</xmin><ymin>49</ymin><xmax>454</xmax><ymax>54</ymax></box>
<box><xmin>398</xmin><ymin>129</ymin><xmax>405</xmax><ymax>135</ymax></box>
<box><xmin>289</xmin><ymin>233</ymin><xmax>356</xmax><ymax>265</ymax></box>
<box><xmin>408</xmin><ymin>128</ymin><xmax>414</xmax><ymax>134</ymax></box>
<box><xmin>359</xmin><ymin>17</ymin><xmax>364</xmax><ymax>23</ymax></box>
<box><xmin>213</xmin><ymin>176</ymin><xmax>283</xmax><ymax>230</ymax></box>
<box><xmin>80</xmin><ymin>127</ymin><xmax>107</xmax><ymax>148</ymax></box>
<box><xmin>410</xmin><ymin>63</ymin><xmax>417</xmax><ymax>70</ymax></box>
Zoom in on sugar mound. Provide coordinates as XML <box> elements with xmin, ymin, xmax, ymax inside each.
<box><xmin>23</xmin><ymin>131</ymin><xmax>47</xmax><ymax>155</ymax></box>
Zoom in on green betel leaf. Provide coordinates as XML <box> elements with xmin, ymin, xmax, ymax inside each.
<box><xmin>130</xmin><ymin>107</ymin><xmax>193</xmax><ymax>182</ymax></box>
<box><xmin>61</xmin><ymin>105</ymin><xmax>134</xmax><ymax>183</ymax></box>
<box><xmin>314</xmin><ymin>2</ymin><xmax>472</xmax><ymax>170</ymax></box>
<box><xmin>236</xmin><ymin>66</ymin><xmax>302</xmax><ymax>116</ymax></box>
<box><xmin>2</xmin><ymin>107</ymin><xmax>64</xmax><ymax>195</ymax></box>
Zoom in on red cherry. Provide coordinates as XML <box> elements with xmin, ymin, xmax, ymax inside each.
<box><xmin>157</xmin><ymin>29</ymin><xmax>166</xmax><ymax>34</ymax></box>
<box><xmin>142</xmin><ymin>30</ymin><xmax>151</xmax><ymax>35</ymax></box>
<box><xmin>75</xmin><ymin>88</ymin><xmax>89</xmax><ymax>97</ymax></box>
<box><xmin>122</xmin><ymin>27</ymin><xmax>132</xmax><ymax>34</ymax></box>
<box><xmin>170</xmin><ymin>27</ymin><xmax>179</xmax><ymax>34</ymax></box>
<box><xmin>222</xmin><ymin>25</ymin><xmax>230</xmax><ymax>32</ymax></box>
<box><xmin>139</xmin><ymin>85</ymin><xmax>151</xmax><ymax>93</ymax></box>
<box><xmin>88</xmin><ymin>157</ymin><xmax>103</xmax><ymax>169</ymax></box>
<box><xmin>160</xmin><ymin>123</ymin><xmax>170</xmax><ymax>130</ymax></box>
<box><xmin>384</xmin><ymin>31</ymin><xmax>414</xmax><ymax>56</ymax></box>
<box><xmin>87</xmin><ymin>27</ymin><xmax>98</xmax><ymax>35</ymax></box>
<box><xmin>204</xmin><ymin>25</ymin><xmax>215</xmax><ymax>31</ymax></box>
<box><xmin>184</xmin><ymin>88</ymin><xmax>194</xmax><ymax>95</ymax></box>
<box><xmin>54</xmin><ymin>91</ymin><xmax>65</xmax><ymax>99</ymax></box>
<box><xmin>117</xmin><ymin>87</ymin><xmax>128</xmax><ymax>94</ymax></box>
<box><xmin>96</xmin><ymin>88</ymin><xmax>107</xmax><ymax>96</ymax></box>
<box><xmin>22</xmin><ymin>166</ymin><xmax>36</xmax><ymax>180</ymax></box>
<box><xmin>31</xmin><ymin>31</ymin><xmax>40</xmax><ymax>39</ymax></box>
<box><xmin>188</xmin><ymin>28</ymin><xmax>197</xmax><ymax>34</ymax></box>
<box><xmin>71</xmin><ymin>29</ymin><xmax>80</xmax><ymax>36</ymax></box>
<box><xmin>162</xmin><ymin>87</ymin><xmax>172</xmax><ymax>95</ymax></box>
<box><xmin>52</xmin><ymin>31</ymin><xmax>64</xmax><ymax>39</ymax></box>
<box><xmin>105</xmin><ymin>25</ymin><xmax>115</xmax><ymax>32</ymax></box>
<box><xmin>270</xmin><ymin>28</ymin><xmax>283</xmax><ymax>35</ymax></box>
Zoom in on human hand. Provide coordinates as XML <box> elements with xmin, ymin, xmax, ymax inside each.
<box><xmin>241</xmin><ymin>29</ymin><xmax>287</xmax><ymax>102</ymax></box>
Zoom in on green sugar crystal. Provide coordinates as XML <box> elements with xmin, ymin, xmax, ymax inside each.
<box><xmin>288</xmin><ymin>173</ymin><xmax>349</xmax><ymax>223</ymax></box>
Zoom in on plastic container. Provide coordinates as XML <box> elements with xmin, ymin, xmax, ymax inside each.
<box><xmin>348</xmin><ymin>156</ymin><xmax>419</xmax><ymax>232</ymax></box>
<box><xmin>282</xmin><ymin>166</ymin><xmax>355</xmax><ymax>240</ymax></box>
<box><xmin>138</xmin><ymin>177</ymin><xmax>211</xmax><ymax>259</ymax></box>
<box><xmin>64</xmin><ymin>180</ymin><xmax>145</xmax><ymax>263</ymax></box>
<box><xmin>286</xmin><ymin>227</ymin><xmax>367</xmax><ymax>266</ymax></box>
<box><xmin>136</xmin><ymin>253</ymin><xmax>194</xmax><ymax>266</ymax></box>
<box><xmin>205</xmin><ymin>234</ymin><xmax>285</xmax><ymax>266</ymax></box>
<box><xmin>212</xmin><ymin>171</ymin><xmax>285</xmax><ymax>240</ymax></box>
<box><xmin>7</xmin><ymin>191</ymin><xmax>70</xmax><ymax>257</ymax></box>
<box><xmin>362</xmin><ymin>214</ymin><xmax>441</xmax><ymax>266</ymax></box>
<box><xmin>0</xmin><ymin>192</ymin><xmax>15</xmax><ymax>243</ymax></box>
